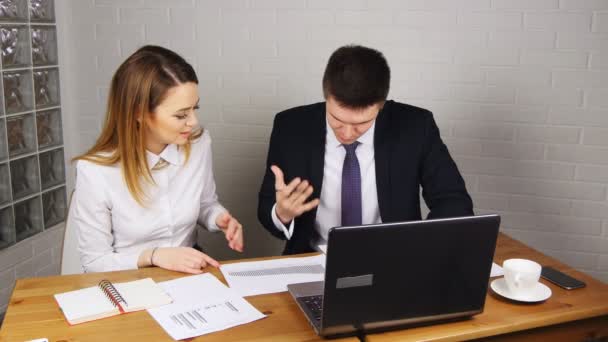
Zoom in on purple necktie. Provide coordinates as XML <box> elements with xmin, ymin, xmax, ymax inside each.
<box><xmin>341</xmin><ymin>142</ymin><xmax>362</xmax><ymax>226</ymax></box>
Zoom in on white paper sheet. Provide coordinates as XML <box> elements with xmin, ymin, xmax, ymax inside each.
<box><xmin>491</xmin><ymin>262</ymin><xmax>504</xmax><ymax>277</ymax></box>
<box><xmin>220</xmin><ymin>255</ymin><xmax>326</xmax><ymax>297</ymax></box>
<box><xmin>147</xmin><ymin>274</ymin><xmax>265</xmax><ymax>340</ymax></box>
<box><xmin>318</xmin><ymin>244</ymin><xmax>327</xmax><ymax>254</ymax></box>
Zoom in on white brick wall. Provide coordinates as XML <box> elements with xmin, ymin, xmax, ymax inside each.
<box><xmin>0</xmin><ymin>225</ymin><xmax>63</xmax><ymax>314</ymax></box>
<box><xmin>2</xmin><ymin>0</ymin><xmax>607</xmax><ymax>317</ymax></box>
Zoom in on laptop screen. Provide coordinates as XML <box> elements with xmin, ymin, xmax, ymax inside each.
<box><xmin>321</xmin><ymin>215</ymin><xmax>500</xmax><ymax>333</ymax></box>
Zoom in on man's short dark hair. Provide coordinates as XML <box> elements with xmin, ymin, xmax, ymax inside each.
<box><xmin>322</xmin><ymin>45</ymin><xmax>390</xmax><ymax>109</ymax></box>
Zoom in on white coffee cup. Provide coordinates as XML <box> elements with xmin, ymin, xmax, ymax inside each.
<box><xmin>502</xmin><ymin>258</ymin><xmax>541</xmax><ymax>296</ymax></box>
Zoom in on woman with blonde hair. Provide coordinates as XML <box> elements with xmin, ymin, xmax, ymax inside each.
<box><xmin>69</xmin><ymin>45</ymin><xmax>243</xmax><ymax>274</ymax></box>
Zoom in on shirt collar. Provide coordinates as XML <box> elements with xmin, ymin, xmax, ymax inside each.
<box><xmin>146</xmin><ymin>144</ymin><xmax>180</xmax><ymax>169</ymax></box>
<box><xmin>325</xmin><ymin>116</ymin><xmax>376</xmax><ymax>149</ymax></box>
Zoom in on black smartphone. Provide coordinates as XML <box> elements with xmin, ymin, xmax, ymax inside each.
<box><xmin>541</xmin><ymin>266</ymin><xmax>586</xmax><ymax>290</ymax></box>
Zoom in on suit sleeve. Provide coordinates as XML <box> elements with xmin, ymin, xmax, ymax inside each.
<box><xmin>258</xmin><ymin>114</ymin><xmax>289</xmax><ymax>240</ymax></box>
<box><xmin>420</xmin><ymin>113</ymin><xmax>474</xmax><ymax>219</ymax></box>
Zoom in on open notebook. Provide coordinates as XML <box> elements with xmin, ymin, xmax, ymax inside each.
<box><xmin>54</xmin><ymin>278</ymin><xmax>172</xmax><ymax>325</ymax></box>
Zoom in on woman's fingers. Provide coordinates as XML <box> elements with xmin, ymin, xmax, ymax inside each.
<box><xmin>225</xmin><ymin>217</ymin><xmax>238</xmax><ymax>240</ymax></box>
<box><xmin>180</xmin><ymin>265</ymin><xmax>204</xmax><ymax>274</ymax></box>
<box><xmin>201</xmin><ymin>253</ymin><xmax>220</xmax><ymax>268</ymax></box>
<box><xmin>231</xmin><ymin>226</ymin><xmax>244</xmax><ymax>252</ymax></box>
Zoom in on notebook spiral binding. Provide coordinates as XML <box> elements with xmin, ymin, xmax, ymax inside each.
<box><xmin>98</xmin><ymin>279</ymin><xmax>128</xmax><ymax>308</ymax></box>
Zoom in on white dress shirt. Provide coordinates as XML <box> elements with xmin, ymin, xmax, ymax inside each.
<box><xmin>70</xmin><ymin>131</ymin><xmax>226</xmax><ymax>272</ymax></box>
<box><xmin>271</xmin><ymin>119</ymin><xmax>382</xmax><ymax>242</ymax></box>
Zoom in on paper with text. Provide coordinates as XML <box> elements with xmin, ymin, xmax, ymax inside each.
<box><xmin>147</xmin><ymin>274</ymin><xmax>265</xmax><ymax>340</ymax></box>
<box><xmin>220</xmin><ymin>255</ymin><xmax>326</xmax><ymax>297</ymax></box>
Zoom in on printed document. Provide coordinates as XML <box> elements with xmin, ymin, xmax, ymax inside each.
<box><xmin>221</xmin><ymin>255</ymin><xmax>326</xmax><ymax>297</ymax></box>
<box><xmin>147</xmin><ymin>274</ymin><xmax>265</xmax><ymax>340</ymax></box>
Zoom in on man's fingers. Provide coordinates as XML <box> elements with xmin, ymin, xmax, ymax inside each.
<box><xmin>294</xmin><ymin>180</ymin><xmax>308</xmax><ymax>195</ymax></box>
<box><xmin>271</xmin><ymin>165</ymin><xmax>286</xmax><ymax>190</ymax></box>
<box><xmin>293</xmin><ymin>185</ymin><xmax>314</xmax><ymax>206</ymax></box>
<box><xmin>275</xmin><ymin>177</ymin><xmax>315</xmax><ymax>223</ymax></box>
<box><xmin>282</xmin><ymin>177</ymin><xmax>301</xmax><ymax>197</ymax></box>
<box><xmin>299</xmin><ymin>198</ymin><xmax>320</xmax><ymax>214</ymax></box>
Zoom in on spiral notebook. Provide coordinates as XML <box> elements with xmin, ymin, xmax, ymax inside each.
<box><xmin>54</xmin><ymin>278</ymin><xmax>173</xmax><ymax>325</ymax></box>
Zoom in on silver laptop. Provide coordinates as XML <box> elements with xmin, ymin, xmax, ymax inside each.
<box><xmin>288</xmin><ymin>214</ymin><xmax>501</xmax><ymax>337</ymax></box>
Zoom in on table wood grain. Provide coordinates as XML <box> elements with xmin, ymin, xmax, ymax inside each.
<box><xmin>1</xmin><ymin>234</ymin><xmax>607</xmax><ymax>342</ymax></box>
<box><xmin>365</xmin><ymin>234</ymin><xmax>608</xmax><ymax>341</ymax></box>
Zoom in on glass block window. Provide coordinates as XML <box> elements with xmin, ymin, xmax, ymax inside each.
<box><xmin>0</xmin><ymin>0</ymin><xmax>64</xmax><ymax>250</ymax></box>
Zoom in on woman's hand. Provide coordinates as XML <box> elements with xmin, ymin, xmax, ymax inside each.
<box><xmin>141</xmin><ymin>247</ymin><xmax>220</xmax><ymax>274</ymax></box>
<box><xmin>216</xmin><ymin>212</ymin><xmax>244</xmax><ymax>252</ymax></box>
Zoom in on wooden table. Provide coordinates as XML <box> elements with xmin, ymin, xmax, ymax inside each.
<box><xmin>1</xmin><ymin>234</ymin><xmax>607</xmax><ymax>342</ymax></box>
<box><xmin>365</xmin><ymin>234</ymin><xmax>608</xmax><ymax>342</ymax></box>
<box><xmin>0</xmin><ymin>252</ymin><xmax>355</xmax><ymax>342</ymax></box>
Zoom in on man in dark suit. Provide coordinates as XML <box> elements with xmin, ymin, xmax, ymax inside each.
<box><xmin>258</xmin><ymin>45</ymin><xmax>473</xmax><ymax>255</ymax></box>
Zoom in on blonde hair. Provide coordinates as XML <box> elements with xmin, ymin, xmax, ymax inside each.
<box><xmin>74</xmin><ymin>45</ymin><xmax>202</xmax><ymax>205</ymax></box>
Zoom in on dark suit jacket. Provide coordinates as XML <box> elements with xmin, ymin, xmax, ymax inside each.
<box><xmin>258</xmin><ymin>100</ymin><xmax>474</xmax><ymax>255</ymax></box>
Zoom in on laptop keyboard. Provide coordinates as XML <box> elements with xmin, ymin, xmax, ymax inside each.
<box><xmin>300</xmin><ymin>295</ymin><xmax>323</xmax><ymax>323</ymax></box>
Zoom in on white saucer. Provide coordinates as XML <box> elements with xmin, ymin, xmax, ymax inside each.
<box><xmin>490</xmin><ymin>277</ymin><xmax>552</xmax><ymax>303</ymax></box>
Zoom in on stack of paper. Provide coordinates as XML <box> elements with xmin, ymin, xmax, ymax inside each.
<box><xmin>147</xmin><ymin>274</ymin><xmax>265</xmax><ymax>340</ymax></box>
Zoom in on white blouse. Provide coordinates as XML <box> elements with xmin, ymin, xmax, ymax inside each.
<box><xmin>69</xmin><ymin>131</ymin><xmax>226</xmax><ymax>273</ymax></box>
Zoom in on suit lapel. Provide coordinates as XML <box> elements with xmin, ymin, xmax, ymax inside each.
<box><xmin>374</xmin><ymin>101</ymin><xmax>391</xmax><ymax>221</ymax></box>
<box><xmin>309</xmin><ymin>103</ymin><xmax>326</xmax><ymax>200</ymax></box>
<box><xmin>293</xmin><ymin>103</ymin><xmax>326</xmax><ymax>245</ymax></box>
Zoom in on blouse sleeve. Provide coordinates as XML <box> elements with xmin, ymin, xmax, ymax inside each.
<box><xmin>70</xmin><ymin>160</ymin><xmax>140</xmax><ymax>272</ymax></box>
<box><xmin>197</xmin><ymin>132</ymin><xmax>227</xmax><ymax>232</ymax></box>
